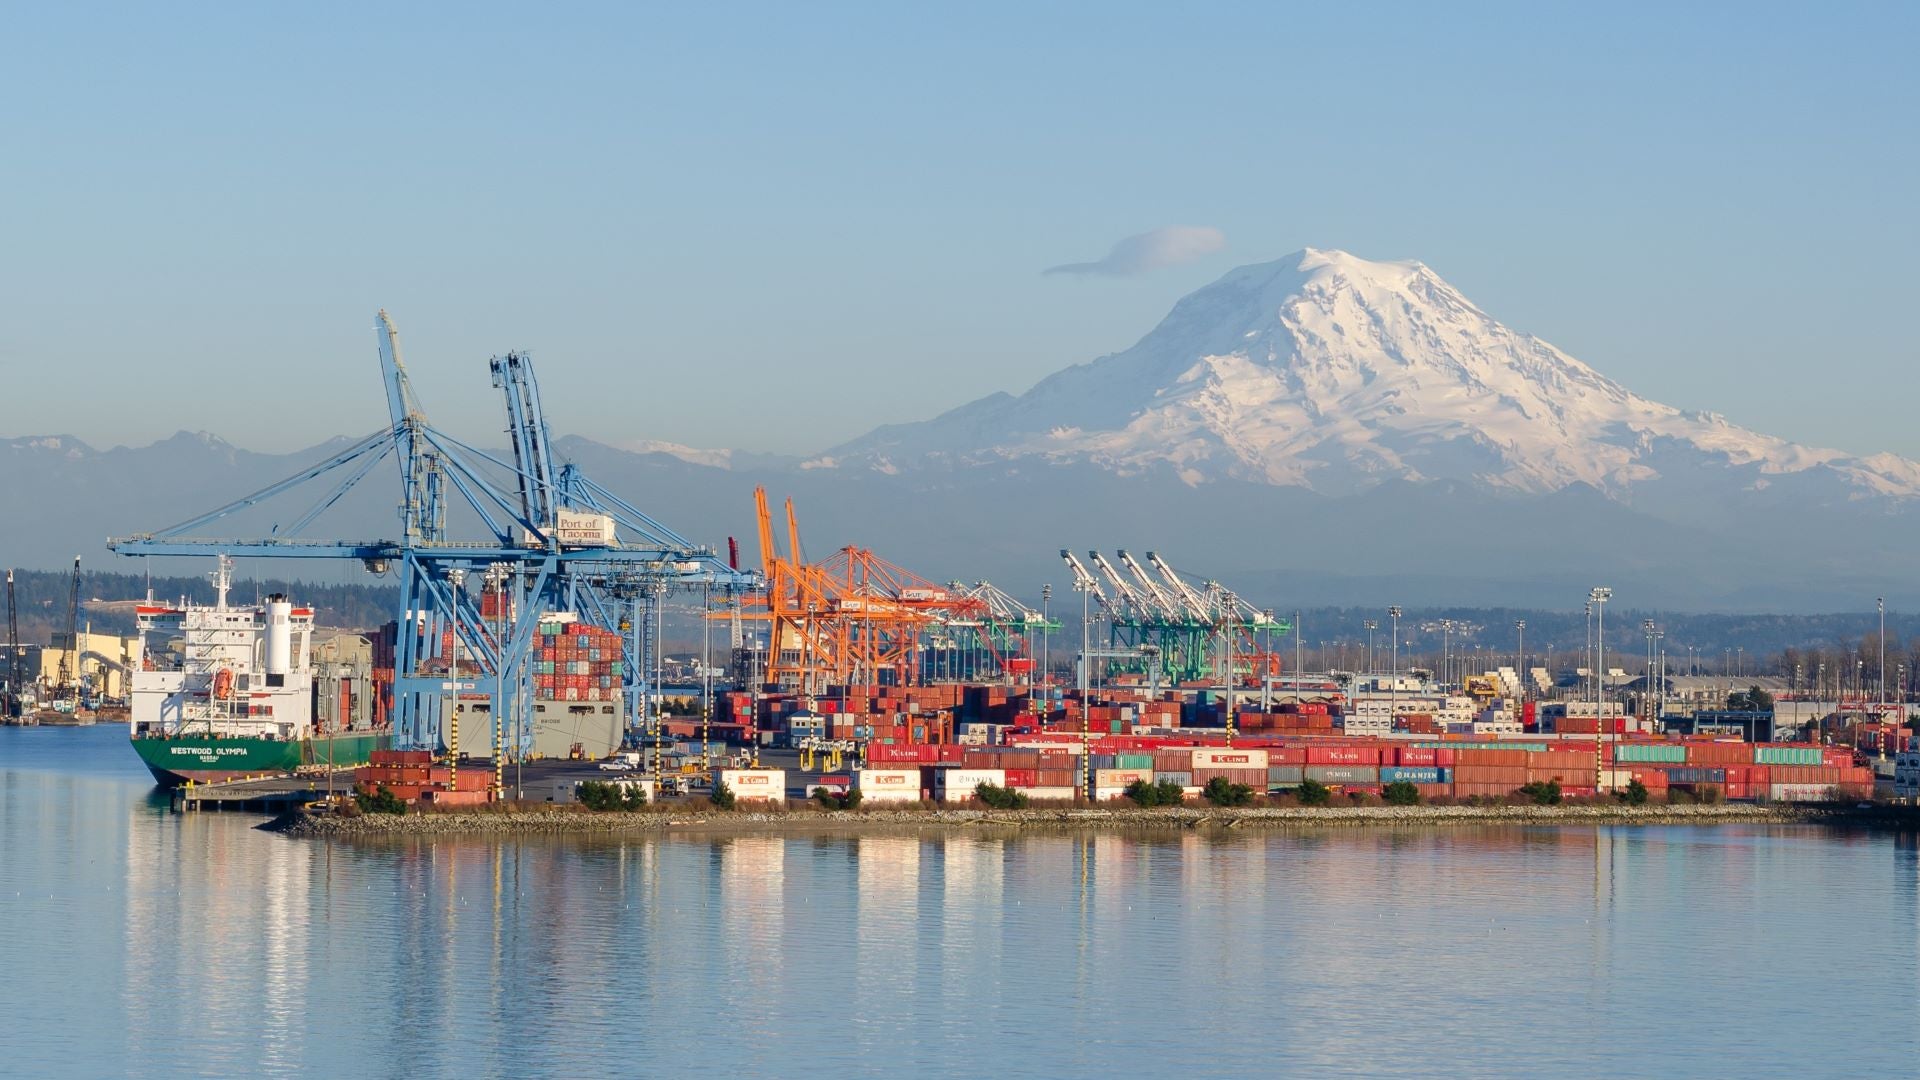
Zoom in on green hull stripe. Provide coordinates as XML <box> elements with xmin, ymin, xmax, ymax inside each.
<box><xmin>132</xmin><ymin>732</ymin><xmax>390</xmax><ymax>780</ymax></box>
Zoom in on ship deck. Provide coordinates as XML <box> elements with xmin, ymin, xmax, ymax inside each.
<box><xmin>174</xmin><ymin>774</ymin><xmax>354</xmax><ymax>813</ymax></box>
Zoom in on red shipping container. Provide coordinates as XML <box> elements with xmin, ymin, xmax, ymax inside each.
<box><xmin>1396</xmin><ymin>747</ymin><xmax>1439</xmax><ymax>766</ymax></box>
<box><xmin>1307</xmin><ymin>746</ymin><xmax>1380</xmax><ymax>766</ymax></box>
<box><xmin>1453</xmin><ymin>765</ymin><xmax>1528</xmax><ymax>785</ymax></box>
<box><xmin>1455</xmin><ymin>748</ymin><xmax>1526</xmax><ymax>766</ymax></box>
<box><xmin>1452</xmin><ymin>782</ymin><xmax>1520</xmax><ymax>799</ymax></box>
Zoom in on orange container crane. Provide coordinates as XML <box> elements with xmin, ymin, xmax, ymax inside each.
<box><xmin>736</xmin><ymin>487</ymin><xmax>987</xmax><ymax>694</ymax></box>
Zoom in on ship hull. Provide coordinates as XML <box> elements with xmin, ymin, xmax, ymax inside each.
<box><xmin>132</xmin><ymin>731</ymin><xmax>390</xmax><ymax>786</ymax></box>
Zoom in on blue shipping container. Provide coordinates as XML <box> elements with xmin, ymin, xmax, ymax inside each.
<box><xmin>1379</xmin><ymin>766</ymin><xmax>1450</xmax><ymax>784</ymax></box>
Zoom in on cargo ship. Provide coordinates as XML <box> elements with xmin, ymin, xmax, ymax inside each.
<box><xmin>128</xmin><ymin>557</ymin><xmax>387</xmax><ymax>785</ymax></box>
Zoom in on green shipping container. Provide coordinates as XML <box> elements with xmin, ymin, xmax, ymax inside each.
<box><xmin>1754</xmin><ymin>746</ymin><xmax>1821</xmax><ymax>765</ymax></box>
<box><xmin>1413</xmin><ymin>741</ymin><xmax>1547</xmax><ymax>752</ymax></box>
<box><xmin>1615</xmin><ymin>743</ymin><xmax>1687</xmax><ymax>763</ymax></box>
<box><xmin>1116</xmin><ymin>753</ymin><xmax>1153</xmax><ymax>769</ymax></box>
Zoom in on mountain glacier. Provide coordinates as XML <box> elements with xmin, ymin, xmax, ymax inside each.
<box><xmin>823</xmin><ymin>248</ymin><xmax>1920</xmax><ymax>502</ymax></box>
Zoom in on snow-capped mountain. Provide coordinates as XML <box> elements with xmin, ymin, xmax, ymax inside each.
<box><xmin>824</xmin><ymin>248</ymin><xmax>1920</xmax><ymax>501</ymax></box>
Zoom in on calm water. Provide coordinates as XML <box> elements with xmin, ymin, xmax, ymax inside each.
<box><xmin>3</xmin><ymin>725</ymin><xmax>1918</xmax><ymax>1078</ymax></box>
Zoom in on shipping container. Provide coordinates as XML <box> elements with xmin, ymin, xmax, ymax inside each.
<box><xmin>1304</xmin><ymin>766</ymin><xmax>1379</xmax><ymax>784</ymax></box>
<box><xmin>716</xmin><ymin>769</ymin><xmax>787</xmax><ymax>802</ymax></box>
<box><xmin>854</xmin><ymin>769</ymin><xmax>922</xmax><ymax>802</ymax></box>
<box><xmin>1754</xmin><ymin>745</ymin><xmax>1823</xmax><ymax>766</ymax></box>
<box><xmin>1770</xmin><ymin>783</ymin><xmax>1839</xmax><ymax>802</ymax></box>
<box><xmin>1379</xmin><ymin>766</ymin><xmax>1449</xmax><ymax>784</ymax></box>
<box><xmin>1306</xmin><ymin>746</ymin><xmax>1379</xmax><ymax>766</ymax></box>
<box><xmin>934</xmin><ymin>768</ymin><xmax>1007</xmax><ymax>802</ymax></box>
<box><xmin>1022</xmin><ymin>787</ymin><xmax>1079</xmax><ymax>802</ymax></box>
<box><xmin>1191</xmin><ymin>748</ymin><xmax>1270</xmax><ymax>770</ymax></box>
<box><xmin>1614</xmin><ymin>743</ymin><xmax>1687</xmax><ymax>764</ymax></box>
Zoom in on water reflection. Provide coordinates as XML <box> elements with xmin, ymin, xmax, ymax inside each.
<box><xmin>4</xmin><ymin>728</ymin><xmax>1919</xmax><ymax>1079</ymax></box>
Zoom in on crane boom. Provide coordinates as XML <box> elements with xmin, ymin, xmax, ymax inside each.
<box><xmin>1116</xmin><ymin>549</ymin><xmax>1181</xmax><ymax>619</ymax></box>
<box><xmin>489</xmin><ymin>351</ymin><xmax>559</xmax><ymax>532</ymax></box>
<box><xmin>1145</xmin><ymin>551</ymin><xmax>1212</xmax><ymax>623</ymax></box>
<box><xmin>1059</xmin><ymin>550</ymin><xmax>1109</xmax><ymax>608</ymax></box>
<box><xmin>1088</xmin><ymin>552</ymin><xmax>1154</xmax><ymax>621</ymax></box>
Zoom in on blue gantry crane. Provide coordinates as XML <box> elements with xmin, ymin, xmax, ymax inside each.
<box><xmin>110</xmin><ymin>311</ymin><xmax>758</xmax><ymax>758</ymax></box>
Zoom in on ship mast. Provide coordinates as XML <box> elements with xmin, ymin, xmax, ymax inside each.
<box><xmin>211</xmin><ymin>554</ymin><xmax>232</xmax><ymax>611</ymax></box>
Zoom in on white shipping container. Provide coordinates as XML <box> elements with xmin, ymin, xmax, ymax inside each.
<box><xmin>1191</xmin><ymin>748</ymin><xmax>1269</xmax><ymax>770</ymax></box>
<box><xmin>934</xmin><ymin>768</ymin><xmax>1006</xmax><ymax>802</ymax></box>
<box><xmin>1093</xmin><ymin>767</ymin><xmax>1151</xmax><ymax>788</ymax></box>
<box><xmin>854</xmin><ymin>769</ymin><xmax>922</xmax><ymax>803</ymax></box>
<box><xmin>717</xmin><ymin>769</ymin><xmax>786</xmax><ymax>802</ymax></box>
<box><xmin>1770</xmin><ymin>783</ymin><xmax>1837</xmax><ymax>802</ymax></box>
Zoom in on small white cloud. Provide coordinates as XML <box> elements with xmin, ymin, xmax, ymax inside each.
<box><xmin>1044</xmin><ymin>226</ymin><xmax>1226</xmax><ymax>277</ymax></box>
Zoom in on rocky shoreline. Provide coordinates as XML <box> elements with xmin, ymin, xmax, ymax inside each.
<box><xmin>266</xmin><ymin>800</ymin><xmax>1854</xmax><ymax>839</ymax></box>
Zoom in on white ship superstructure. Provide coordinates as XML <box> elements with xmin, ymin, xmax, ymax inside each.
<box><xmin>130</xmin><ymin>556</ymin><xmax>316</xmax><ymax>740</ymax></box>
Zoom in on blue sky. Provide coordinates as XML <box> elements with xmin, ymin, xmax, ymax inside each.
<box><xmin>4</xmin><ymin>2</ymin><xmax>1915</xmax><ymax>457</ymax></box>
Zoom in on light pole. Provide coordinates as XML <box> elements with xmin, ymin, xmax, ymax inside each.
<box><xmin>1223</xmin><ymin>610</ymin><xmax>1235</xmax><ymax>749</ymax></box>
<box><xmin>1440</xmin><ymin>618</ymin><xmax>1454</xmax><ymax>690</ymax></box>
<box><xmin>1584</xmin><ymin>603</ymin><xmax>1593</xmax><ymax>712</ymax></box>
<box><xmin>1590</xmin><ymin>587</ymin><xmax>1612</xmax><ymax>790</ymax></box>
<box><xmin>1042</xmin><ymin>584</ymin><xmax>1052</xmax><ymax>689</ymax></box>
<box><xmin>1388</xmin><ymin>606</ymin><xmax>1402</xmax><ymax>726</ymax></box>
<box><xmin>1076</xmin><ymin>580</ymin><xmax>1091</xmax><ymax>798</ymax></box>
<box><xmin>1651</xmin><ymin>629</ymin><xmax>1664</xmax><ymax>723</ymax></box>
<box><xmin>445</xmin><ymin>567</ymin><xmax>466</xmax><ymax>791</ymax></box>
<box><xmin>1879</xmin><ymin>597</ymin><xmax>1887</xmax><ymax>744</ymax></box>
<box><xmin>1264</xmin><ymin>610</ymin><xmax>1277</xmax><ymax>711</ymax></box>
<box><xmin>1364</xmin><ymin>619</ymin><xmax>1378</xmax><ymax>675</ymax></box>
<box><xmin>1643</xmin><ymin>619</ymin><xmax>1656</xmax><ymax>727</ymax></box>
<box><xmin>1515</xmin><ymin>620</ymin><xmax>1526</xmax><ymax>702</ymax></box>
<box><xmin>1295</xmin><ymin>610</ymin><xmax>1303</xmax><ymax>700</ymax></box>
<box><xmin>485</xmin><ymin>563</ymin><xmax>509</xmax><ymax>799</ymax></box>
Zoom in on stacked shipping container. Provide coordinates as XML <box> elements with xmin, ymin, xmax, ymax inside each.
<box><xmin>353</xmin><ymin>749</ymin><xmax>494</xmax><ymax>805</ymax></box>
<box><xmin>533</xmin><ymin>621</ymin><xmax>626</xmax><ymax>702</ymax></box>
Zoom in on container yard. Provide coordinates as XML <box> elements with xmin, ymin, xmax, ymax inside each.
<box><xmin>70</xmin><ymin>312</ymin><xmax>1902</xmax><ymax>818</ymax></box>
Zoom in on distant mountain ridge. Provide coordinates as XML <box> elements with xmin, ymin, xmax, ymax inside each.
<box><xmin>7</xmin><ymin>249</ymin><xmax>1920</xmax><ymax>610</ymax></box>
